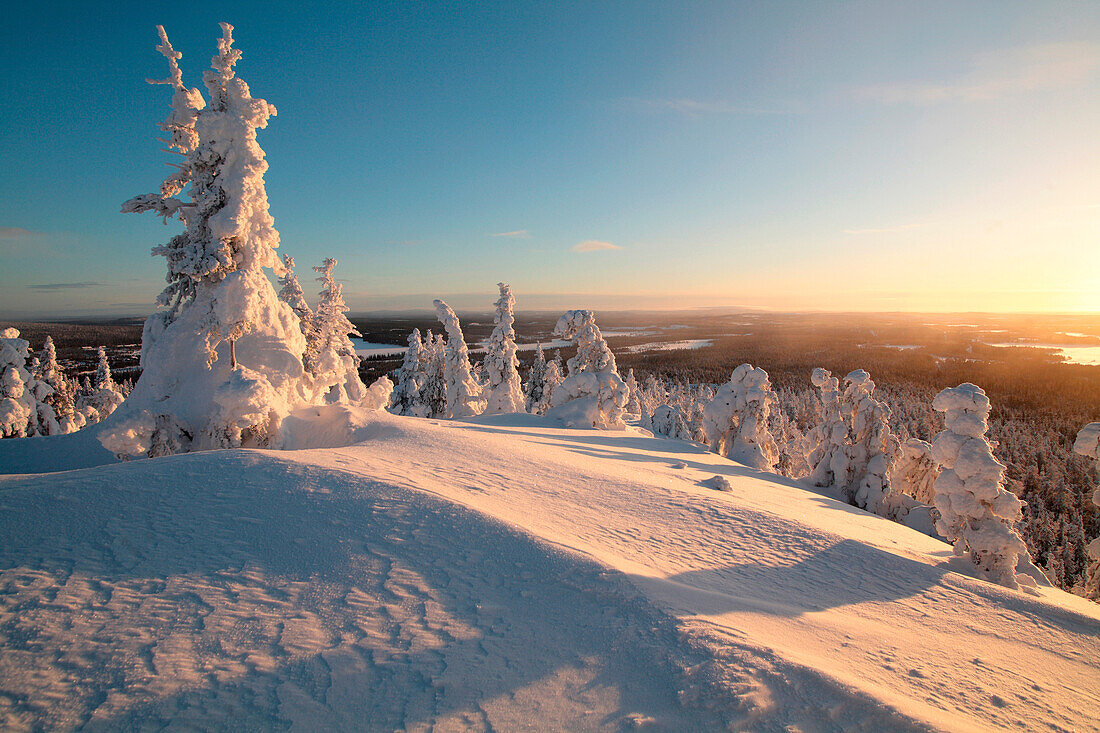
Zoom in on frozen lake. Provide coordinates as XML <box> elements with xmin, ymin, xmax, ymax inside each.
<box><xmin>990</xmin><ymin>342</ymin><xmax>1100</xmax><ymax>366</ymax></box>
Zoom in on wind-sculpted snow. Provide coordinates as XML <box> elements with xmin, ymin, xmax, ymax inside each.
<box><xmin>1</xmin><ymin>412</ymin><xmax>1098</xmax><ymax>731</ymax></box>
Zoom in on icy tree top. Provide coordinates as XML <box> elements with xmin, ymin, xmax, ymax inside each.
<box><xmin>932</xmin><ymin>382</ymin><xmax>990</xmax><ymax>438</ymax></box>
<box><xmin>553</xmin><ymin>310</ymin><xmax>617</xmax><ymax>375</ymax></box>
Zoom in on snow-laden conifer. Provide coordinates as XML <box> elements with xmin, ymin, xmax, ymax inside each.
<box><xmin>808</xmin><ymin>368</ymin><xmax>848</xmax><ymax>488</ymax></box>
<box><xmin>624</xmin><ymin>369</ymin><xmax>642</xmax><ymax>416</ymax></box>
<box><xmin>35</xmin><ymin>336</ymin><xmax>82</xmax><ymax>433</ymax></box>
<box><xmin>546</xmin><ymin>310</ymin><xmax>629</xmax><ymax>429</ymax></box>
<box><xmin>931</xmin><ymin>383</ymin><xmax>1035</xmax><ymax>589</ymax></box>
<box><xmin>81</xmin><ymin>347</ymin><xmax>125</xmax><ymax>425</ymax></box>
<box><xmin>650</xmin><ymin>404</ymin><xmax>693</xmax><ymax>441</ymax></box>
<box><xmin>484</xmin><ymin>283</ymin><xmax>524</xmax><ymax>414</ymax></box>
<box><xmin>434</xmin><ymin>300</ymin><xmax>485</xmax><ymax>418</ymax></box>
<box><xmin>839</xmin><ymin>370</ymin><xmax>900</xmax><ymax>514</ymax></box>
<box><xmin>891</xmin><ymin>438</ymin><xmax>939</xmax><ymax>505</ymax></box>
<box><xmin>419</xmin><ymin>333</ymin><xmax>448</xmax><ymax>418</ymax></box>
<box><xmin>523</xmin><ymin>343</ymin><xmax>548</xmax><ymax>414</ymax></box>
<box><xmin>390</xmin><ymin>329</ymin><xmax>428</xmax><ymax>416</ymax></box>
<box><xmin>703</xmin><ymin>363</ymin><xmax>779</xmax><ymax>471</ymax></box>
<box><xmin>277</xmin><ymin>255</ymin><xmax>314</xmax><ymax>336</ymax></box>
<box><xmin>537</xmin><ymin>356</ymin><xmax>563</xmax><ymax>416</ymax></box>
<box><xmin>1</xmin><ymin>329</ymin><xmax>49</xmax><ymax>438</ymax></box>
<box><xmin>110</xmin><ymin>23</ymin><xmax>311</xmax><ymax>455</ymax></box>
<box><xmin>1073</xmin><ymin>422</ymin><xmax>1100</xmax><ymax>600</ymax></box>
<box><xmin>310</xmin><ymin>258</ymin><xmax>366</xmax><ymax>403</ymax></box>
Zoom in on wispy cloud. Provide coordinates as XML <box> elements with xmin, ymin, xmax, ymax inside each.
<box><xmin>853</xmin><ymin>42</ymin><xmax>1100</xmax><ymax>105</ymax></box>
<box><xmin>0</xmin><ymin>227</ymin><xmax>42</xmax><ymax>238</ymax></box>
<box><xmin>572</xmin><ymin>240</ymin><xmax>623</xmax><ymax>252</ymax></box>
<box><xmin>27</xmin><ymin>282</ymin><xmax>103</xmax><ymax>290</ymax></box>
<box><xmin>620</xmin><ymin>97</ymin><xmax>800</xmax><ymax>116</ymax></box>
<box><xmin>843</xmin><ymin>224</ymin><xmax>927</xmax><ymax>235</ymax></box>
<box><xmin>385</xmin><ymin>239</ymin><xmax>422</xmax><ymax>247</ymax></box>
<box><xmin>491</xmin><ymin>229</ymin><xmax>531</xmax><ymax>239</ymax></box>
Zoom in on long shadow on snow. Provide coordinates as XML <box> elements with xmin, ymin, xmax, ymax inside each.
<box><xmin>0</xmin><ymin>450</ymin><xmax>723</xmax><ymax>731</ymax></box>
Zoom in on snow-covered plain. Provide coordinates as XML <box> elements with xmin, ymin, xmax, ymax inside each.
<box><xmin>1</xmin><ymin>411</ymin><xmax>1097</xmax><ymax>731</ymax></box>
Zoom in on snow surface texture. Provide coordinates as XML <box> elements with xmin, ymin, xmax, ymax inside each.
<box><xmin>1075</xmin><ymin>422</ymin><xmax>1100</xmax><ymax>600</ymax></box>
<box><xmin>1</xmin><ymin>411</ymin><xmax>1098</xmax><ymax>731</ymax></box>
<box><xmin>931</xmin><ymin>384</ymin><xmax>1036</xmax><ymax>590</ymax></box>
<box><xmin>546</xmin><ymin>310</ymin><xmax>629</xmax><ymax>429</ymax></box>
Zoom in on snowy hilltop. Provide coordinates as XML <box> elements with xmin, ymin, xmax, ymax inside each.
<box><xmin>1</xmin><ymin>411</ymin><xmax>1099</xmax><ymax>731</ymax></box>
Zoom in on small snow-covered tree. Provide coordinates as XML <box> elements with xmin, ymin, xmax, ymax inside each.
<box><xmin>484</xmin><ymin>283</ymin><xmax>524</xmax><ymax>414</ymax></box>
<box><xmin>931</xmin><ymin>383</ymin><xmax>1034</xmax><ymax>589</ymax></box>
<box><xmin>624</xmin><ymin>369</ymin><xmax>642</xmax><ymax>416</ymax></box>
<box><xmin>650</xmin><ymin>404</ymin><xmax>693</xmax><ymax>441</ymax></box>
<box><xmin>537</xmin><ymin>356</ymin><xmax>563</xmax><ymax>416</ymax></box>
<box><xmin>1</xmin><ymin>328</ymin><xmax>49</xmax><ymax>438</ymax></box>
<box><xmin>82</xmin><ymin>347</ymin><xmax>125</xmax><ymax>425</ymax></box>
<box><xmin>108</xmin><ymin>23</ymin><xmax>311</xmax><ymax>457</ymax></box>
<box><xmin>434</xmin><ymin>299</ymin><xmax>485</xmax><ymax>418</ymax></box>
<box><xmin>523</xmin><ymin>343</ymin><xmax>548</xmax><ymax>414</ymax></box>
<box><xmin>891</xmin><ymin>438</ymin><xmax>939</xmax><ymax>505</ymax></box>
<box><xmin>807</xmin><ymin>368</ymin><xmax>848</xmax><ymax>488</ymax></box>
<box><xmin>839</xmin><ymin>369</ymin><xmax>900</xmax><ymax>514</ymax></box>
<box><xmin>34</xmin><ymin>336</ymin><xmax>82</xmax><ymax>433</ymax></box>
<box><xmin>546</xmin><ymin>310</ymin><xmax>629</xmax><ymax>429</ymax></box>
<box><xmin>703</xmin><ymin>363</ymin><xmax>779</xmax><ymax>471</ymax></box>
<box><xmin>419</xmin><ymin>333</ymin><xmax>448</xmax><ymax>418</ymax></box>
<box><xmin>390</xmin><ymin>329</ymin><xmax>428</xmax><ymax>416</ymax></box>
<box><xmin>1073</xmin><ymin>423</ymin><xmax>1100</xmax><ymax>600</ymax></box>
<box><xmin>278</xmin><ymin>254</ymin><xmax>314</xmax><ymax>335</ymax></box>
<box><xmin>310</xmin><ymin>258</ymin><xmax>366</xmax><ymax>403</ymax></box>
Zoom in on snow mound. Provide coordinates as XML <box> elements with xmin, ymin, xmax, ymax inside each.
<box><xmin>1</xmin><ymin>412</ymin><xmax>1098</xmax><ymax>731</ymax></box>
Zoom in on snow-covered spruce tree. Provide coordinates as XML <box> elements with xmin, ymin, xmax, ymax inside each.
<box><xmin>537</xmin><ymin>355</ymin><xmax>563</xmax><ymax>416</ymax></box>
<box><xmin>419</xmin><ymin>333</ymin><xmax>448</xmax><ymax>418</ymax></box>
<box><xmin>931</xmin><ymin>383</ymin><xmax>1035</xmax><ymax>589</ymax></box>
<box><xmin>891</xmin><ymin>438</ymin><xmax>939</xmax><ymax>505</ymax></box>
<box><xmin>34</xmin><ymin>336</ymin><xmax>81</xmax><ymax>433</ymax></box>
<box><xmin>434</xmin><ymin>300</ymin><xmax>485</xmax><ymax>418</ymax></box>
<box><xmin>807</xmin><ymin>368</ymin><xmax>848</xmax><ymax>489</ymax></box>
<box><xmin>277</xmin><ymin>254</ymin><xmax>314</xmax><ymax>337</ymax></box>
<box><xmin>703</xmin><ymin>363</ymin><xmax>779</xmax><ymax>471</ymax></box>
<box><xmin>389</xmin><ymin>329</ymin><xmax>428</xmax><ymax>416</ymax></box>
<box><xmin>108</xmin><ymin>24</ymin><xmax>313</xmax><ymax>456</ymax></box>
<box><xmin>484</xmin><ymin>283</ymin><xmax>524</xmax><ymax>414</ymax></box>
<box><xmin>650</xmin><ymin>403</ymin><xmax>693</xmax><ymax>441</ymax></box>
<box><xmin>546</xmin><ymin>310</ymin><xmax>629</xmax><ymax>429</ymax></box>
<box><xmin>839</xmin><ymin>370</ymin><xmax>900</xmax><ymax>515</ymax></box>
<box><xmin>82</xmin><ymin>347</ymin><xmax>125</xmax><ymax>425</ymax></box>
<box><xmin>1</xmin><ymin>328</ymin><xmax>55</xmax><ymax>438</ymax></box>
<box><xmin>523</xmin><ymin>343</ymin><xmax>548</xmax><ymax>413</ymax></box>
<box><xmin>1074</xmin><ymin>422</ymin><xmax>1100</xmax><ymax>600</ymax></box>
<box><xmin>310</xmin><ymin>258</ymin><xmax>366</xmax><ymax>403</ymax></box>
<box><xmin>624</xmin><ymin>368</ymin><xmax>642</xmax><ymax>416</ymax></box>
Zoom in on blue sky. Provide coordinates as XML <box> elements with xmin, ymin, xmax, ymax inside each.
<box><xmin>1</xmin><ymin>1</ymin><xmax>1098</xmax><ymax>316</ymax></box>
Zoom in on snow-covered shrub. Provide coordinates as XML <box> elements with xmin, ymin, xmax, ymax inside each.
<box><xmin>1074</xmin><ymin>422</ymin><xmax>1100</xmax><ymax>600</ymax></box>
<box><xmin>484</xmin><ymin>283</ymin><xmax>525</xmax><ymax>414</ymax></box>
<box><xmin>34</xmin><ymin>336</ymin><xmax>81</xmax><ymax>433</ymax></box>
<box><xmin>546</xmin><ymin>310</ymin><xmax>629</xmax><ymax>429</ymax></box>
<box><xmin>839</xmin><ymin>370</ymin><xmax>900</xmax><ymax>514</ymax></box>
<box><xmin>390</xmin><ymin>329</ymin><xmax>428</xmax><ymax>416</ymax></box>
<box><xmin>310</xmin><ymin>258</ymin><xmax>366</xmax><ymax>404</ymax></box>
<box><xmin>807</xmin><ymin>368</ymin><xmax>847</xmax><ymax>488</ymax></box>
<box><xmin>931</xmin><ymin>383</ymin><xmax>1035</xmax><ymax>589</ymax></box>
<box><xmin>650</xmin><ymin>404</ymin><xmax>693</xmax><ymax>441</ymax></box>
<box><xmin>362</xmin><ymin>376</ymin><xmax>394</xmax><ymax>411</ymax></box>
<box><xmin>1</xmin><ymin>328</ymin><xmax>52</xmax><ymax>438</ymax></box>
<box><xmin>434</xmin><ymin>299</ymin><xmax>485</xmax><ymax>418</ymax></box>
<box><xmin>111</xmin><ymin>23</ymin><xmax>312</xmax><ymax>456</ymax></box>
<box><xmin>703</xmin><ymin>363</ymin><xmax>779</xmax><ymax>471</ymax></box>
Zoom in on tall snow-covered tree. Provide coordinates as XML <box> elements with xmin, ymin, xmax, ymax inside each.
<box><xmin>546</xmin><ymin>310</ymin><xmax>629</xmax><ymax>429</ymax></box>
<box><xmin>839</xmin><ymin>369</ymin><xmax>900</xmax><ymax>514</ymax></box>
<box><xmin>310</xmin><ymin>258</ymin><xmax>366</xmax><ymax>403</ymax></box>
<box><xmin>390</xmin><ymin>329</ymin><xmax>428</xmax><ymax>416</ymax></box>
<box><xmin>434</xmin><ymin>299</ymin><xmax>485</xmax><ymax>418</ymax></box>
<box><xmin>807</xmin><ymin>368</ymin><xmax>848</xmax><ymax>488</ymax></box>
<box><xmin>523</xmin><ymin>343</ymin><xmax>548</xmax><ymax>414</ymax></box>
<box><xmin>419</xmin><ymin>333</ymin><xmax>448</xmax><ymax>418</ymax></box>
<box><xmin>1073</xmin><ymin>422</ymin><xmax>1100</xmax><ymax>600</ymax></box>
<box><xmin>484</xmin><ymin>283</ymin><xmax>524</xmax><ymax>414</ymax></box>
<box><xmin>702</xmin><ymin>363</ymin><xmax>779</xmax><ymax>471</ymax></box>
<box><xmin>931</xmin><ymin>383</ymin><xmax>1035</xmax><ymax>589</ymax></box>
<box><xmin>34</xmin><ymin>336</ymin><xmax>82</xmax><ymax>433</ymax></box>
<box><xmin>108</xmin><ymin>23</ymin><xmax>313</xmax><ymax>456</ymax></box>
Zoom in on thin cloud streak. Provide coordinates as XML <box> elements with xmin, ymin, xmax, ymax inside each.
<box><xmin>572</xmin><ymin>240</ymin><xmax>622</xmax><ymax>252</ymax></box>
<box><xmin>491</xmin><ymin>229</ymin><xmax>531</xmax><ymax>238</ymax></box>
<box><xmin>853</xmin><ymin>42</ymin><xmax>1100</xmax><ymax>105</ymax></box>
<box><xmin>0</xmin><ymin>227</ymin><xmax>42</xmax><ymax>238</ymax></box>
<box><xmin>27</xmin><ymin>282</ymin><xmax>103</xmax><ymax>291</ymax></box>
